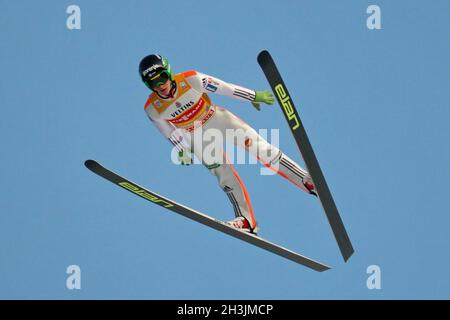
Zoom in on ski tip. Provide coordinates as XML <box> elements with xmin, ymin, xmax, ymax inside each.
<box><xmin>257</xmin><ymin>50</ymin><xmax>271</xmax><ymax>63</ymax></box>
<box><xmin>84</xmin><ymin>159</ymin><xmax>99</xmax><ymax>170</ymax></box>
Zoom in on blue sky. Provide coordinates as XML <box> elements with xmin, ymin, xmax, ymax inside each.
<box><xmin>0</xmin><ymin>0</ymin><xmax>449</xmax><ymax>299</ymax></box>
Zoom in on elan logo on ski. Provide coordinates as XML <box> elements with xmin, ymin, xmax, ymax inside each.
<box><xmin>118</xmin><ymin>181</ymin><xmax>173</xmax><ymax>208</ymax></box>
<box><xmin>274</xmin><ymin>84</ymin><xmax>300</xmax><ymax>131</ymax></box>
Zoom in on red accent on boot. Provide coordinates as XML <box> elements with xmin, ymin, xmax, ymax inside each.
<box><xmin>304</xmin><ymin>181</ymin><xmax>315</xmax><ymax>191</ymax></box>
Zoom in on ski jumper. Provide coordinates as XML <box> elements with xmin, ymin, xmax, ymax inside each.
<box><xmin>144</xmin><ymin>71</ymin><xmax>314</xmax><ymax>229</ymax></box>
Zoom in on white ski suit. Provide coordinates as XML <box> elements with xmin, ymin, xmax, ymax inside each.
<box><xmin>144</xmin><ymin>70</ymin><xmax>315</xmax><ymax>230</ymax></box>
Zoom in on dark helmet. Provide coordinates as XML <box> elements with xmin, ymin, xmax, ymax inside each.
<box><xmin>139</xmin><ymin>54</ymin><xmax>172</xmax><ymax>89</ymax></box>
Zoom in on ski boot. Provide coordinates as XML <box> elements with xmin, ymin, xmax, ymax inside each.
<box><xmin>226</xmin><ymin>217</ymin><xmax>259</xmax><ymax>235</ymax></box>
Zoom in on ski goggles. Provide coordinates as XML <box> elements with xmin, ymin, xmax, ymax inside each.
<box><xmin>144</xmin><ymin>71</ymin><xmax>171</xmax><ymax>89</ymax></box>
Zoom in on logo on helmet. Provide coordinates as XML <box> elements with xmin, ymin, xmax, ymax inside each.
<box><xmin>142</xmin><ymin>64</ymin><xmax>162</xmax><ymax>77</ymax></box>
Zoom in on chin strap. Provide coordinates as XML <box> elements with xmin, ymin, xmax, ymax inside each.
<box><xmin>169</xmin><ymin>80</ymin><xmax>177</xmax><ymax>97</ymax></box>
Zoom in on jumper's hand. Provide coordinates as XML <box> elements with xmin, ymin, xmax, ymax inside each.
<box><xmin>178</xmin><ymin>149</ymin><xmax>193</xmax><ymax>166</ymax></box>
<box><xmin>251</xmin><ymin>91</ymin><xmax>275</xmax><ymax>111</ymax></box>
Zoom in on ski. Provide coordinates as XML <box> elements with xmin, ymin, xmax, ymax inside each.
<box><xmin>257</xmin><ymin>50</ymin><xmax>354</xmax><ymax>261</ymax></box>
<box><xmin>85</xmin><ymin>159</ymin><xmax>330</xmax><ymax>272</ymax></box>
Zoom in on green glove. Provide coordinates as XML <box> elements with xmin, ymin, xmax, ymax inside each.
<box><xmin>178</xmin><ymin>149</ymin><xmax>193</xmax><ymax>165</ymax></box>
<box><xmin>252</xmin><ymin>90</ymin><xmax>275</xmax><ymax>111</ymax></box>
